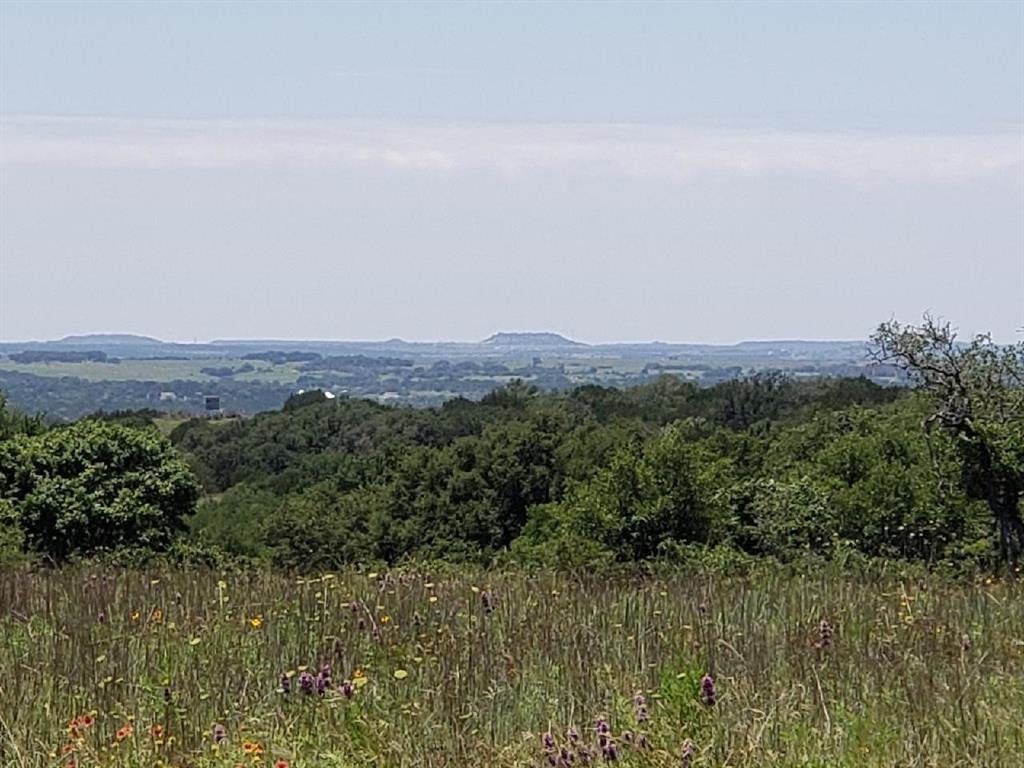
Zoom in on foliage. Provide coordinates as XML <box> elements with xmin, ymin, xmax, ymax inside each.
<box><xmin>872</xmin><ymin>316</ymin><xmax>1024</xmax><ymax>569</ymax></box>
<box><xmin>165</xmin><ymin>374</ymin><xmax>1003</xmax><ymax>572</ymax></box>
<box><xmin>0</xmin><ymin>420</ymin><xmax>199</xmax><ymax>560</ymax></box>
<box><xmin>0</xmin><ymin>392</ymin><xmax>45</xmax><ymax>440</ymax></box>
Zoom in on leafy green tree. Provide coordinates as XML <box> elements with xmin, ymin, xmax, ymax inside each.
<box><xmin>872</xmin><ymin>317</ymin><xmax>1024</xmax><ymax>571</ymax></box>
<box><xmin>0</xmin><ymin>420</ymin><xmax>199</xmax><ymax>560</ymax></box>
<box><xmin>0</xmin><ymin>392</ymin><xmax>44</xmax><ymax>440</ymax></box>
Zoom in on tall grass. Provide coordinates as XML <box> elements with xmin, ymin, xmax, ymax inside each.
<box><xmin>0</xmin><ymin>567</ymin><xmax>1021</xmax><ymax>767</ymax></box>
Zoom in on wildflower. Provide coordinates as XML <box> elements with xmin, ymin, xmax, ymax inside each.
<box><xmin>960</xmin><ymin>633</ymin><xmax>972</xmax><ymax>652</ymax></box>
<box><xmin>633</xmin><ymin>693</ymin><xmax>649</xmax><ymax>722</ymax></box>
<box><xmin>97</xmin><ymin>611</ymin><xmax>106</xmax><ymax>624</ymax></box>
<box><xmin>274</xmin><ymin>761</ymin><xmax>290</xmax><ymax>768</ymax></box>
<box><xmin>319</xmin><ymin>663</ymin><xmax>332</xmax><ymax>686</ymax></box>
<box><xmin>542</xmin><ymin>731</ymin><xmax>556</xmax><ymax>752</ymax></box>
<box><xmin>299</xmin><ymin>671</ymin><xmax>315</xmax><ymax>695</ymax></box>
<box><xmin>481</xmin><ymin>589</ymin><xmax>494</xmax><ymax>614</ymax></box>
<box><xmin>80</xmin><ymin>714</ymin><xmax>95</xmax><ymax>729</ymax></box>
<box><xmin>315</xmin><ymin>674</ymin><xmax>327</xmax><ymax>696</ymax></box>
<box><xmin>115</xmin><ymin>724</ymin><xmax>133</xmax><ymax>741</ymax></box>
<box><xmin>241</xmin><ymin>741</ymin><xmax>263</xmax><ymax>755</ymax></box>
<box><xmin>340</xmin><ymin>680</ymin><xmax>355</xmax><ymax>699</ymax></box>
<box><xmin>279</xmin><ymin>672</ymin><xmax>291</xmax><ymax>694</ymax></box>
<box><xmin>150</xmin><ymin>724</ymin><xmax>164</xmax><ymax>740</ymax></box>
<box><xmin>680</xmin><ymin>739</ymin><xmax>695</xmax><ymax>768</ymax></box>
<box><xmin>212</xmin><ymin>724</ymin><xmax>227</xmax><ymax>744</ymax></box>
<box><xmin>635</xmin><ymin>733</ymin><xmax>649</xmax><ymax>749</ymax></box>
<box><xmin>248</xmin><ymin>615</ymin><xmax>263</xmax><ymax>629</ymax></box>
<box><xmin>818</xmin><ymin>619</ymin><xmax>834</xmax><ymax>649</ymax></box>
<box><xmin>595</xmin><ymin>718</ymin><xmax>610</xmax><ymax>748</ymax></box>
<box><xmin>566</xmin><ymin>726</ymin><xmax>579</xmax><ymax>744</ymax></box>
<box><xmin>700</xmin><ymin>674</ymin><xmax>716</xmax><ymax>707</ymax></box>
<box><xmin>621</xmin><ymin>730</ymin><xmax>634</xmax><ymax>744</ymax></box>
<box><xmin>602</xmin><ymin>740</ymin><xmax>618</xmax><ymax>762</ymax></box>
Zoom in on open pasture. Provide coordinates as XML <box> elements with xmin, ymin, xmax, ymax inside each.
<box><xmin>0</xmin><ymin>568</ymin><xmax>1021</xmax><ymax>768</ymax></box>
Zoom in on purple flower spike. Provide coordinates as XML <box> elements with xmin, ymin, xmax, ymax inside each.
<box><xmin>299</xmin><ymin>670</ymin><xmax>316</xmax><ymax>695</ymax></box>
<box><xmin>340</xmin><ymin>680</ymin><xmax>355</xmax><ymax>699</ymax></box>
<box><xmin>633</xmin><ymin>693</ymin><xmax>649</xmax><ymax>722</ymax></box>
<box><xmin>602</xmin><ymin>741</ymin><xmax>618</xmax><ymax>762</ymax></box>
<box><xmin>279</xmin><ymin>672</ymin><xmax>291</xmax><ymax>694</ymax></box>
<box><xmin>700</xmin><ymin>674</ymin><xmax>717</xmax><ymax>707</ymax></box>
<box><xmin>212</xmin><ymin>723</ymin><xmax>227</xmax><ymax>744</ymax></box>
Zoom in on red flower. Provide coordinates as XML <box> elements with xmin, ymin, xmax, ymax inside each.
<box><xmin>115</xmin><ymin>724</ymin><xmax>133</xmax><ymax>741</ymax></box>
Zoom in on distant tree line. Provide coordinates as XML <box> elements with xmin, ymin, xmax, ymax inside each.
<box><xmin>0</xmin><ymin>319</ymin><xmax>1019</xmax><ymax>575</ymax></box>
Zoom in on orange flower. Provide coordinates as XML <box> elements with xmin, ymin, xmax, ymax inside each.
<box><xmin>274</xmin><ymin>760</ymin><xmax>290</xmax><ymax>768</ymax></box>
<box><xmin>150</xmin><ymin>724</ymin><xmax>164</xmax><ymax>739</ymax></box>
<box><xmin>241</xmin><ymin>741</ymin><xmax>264</xmax><ymax>755</ymax></box>
<box><xmin>61</xmin><ymin>744</ymin><xmax>76</xmax><ymax>755</ymax></box>
<box><xmin>79</xmin><ymin>714</ymin><xmax>95</xmax><ymax>728</ymax></box>
<box><xmin>115</xmin><ymin>724</ymin><xmax>133</xmax><ymax>741</ymax></box>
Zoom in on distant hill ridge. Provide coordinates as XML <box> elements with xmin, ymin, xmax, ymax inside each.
<box><xmin>482</xmin><ymin>332</ymin><xmax>586</xmax><ymax>347</ymax></box>
<box><xmin>1</xmin><ymin>332</ymin><xmax>868</xmax><ymax>358</ymax></box>
<box><xmin>58</xmin><ymin>334</ymin><xmax>163</xmax><ymax>345</ymax></box>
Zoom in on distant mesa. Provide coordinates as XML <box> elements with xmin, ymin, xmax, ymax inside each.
<box><xmin>56</xmin><ymin>333</ymin><xmax>164</xmax><ymax>346</ymax></box>
<box><xmin>481</xmin><ymin>332</ymin><xmax>586</xmax><ymax>347</ymax></box>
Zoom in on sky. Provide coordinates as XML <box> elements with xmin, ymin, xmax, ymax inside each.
<box><xmin>1</xmin><ymin>1</ymin><xmax>1021</xmax><ymax>344</ymax></box>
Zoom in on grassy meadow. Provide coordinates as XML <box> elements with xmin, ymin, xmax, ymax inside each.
<box><xmin>0</xmin><ymin>568</ymin><xmax>1022</xmax><ymax>768</ymax></box>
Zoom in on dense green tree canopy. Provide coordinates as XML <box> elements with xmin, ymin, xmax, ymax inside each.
<box><xmin>0</xmin><ymin>420</ymin><xmax>199</xmax><ymax>560</ymax></box>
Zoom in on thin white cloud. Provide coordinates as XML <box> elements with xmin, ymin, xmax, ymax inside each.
<box><xmin>1</xmin><ymin>116</ymin><xmax>1020</xmax><ymax>183</ymax></box>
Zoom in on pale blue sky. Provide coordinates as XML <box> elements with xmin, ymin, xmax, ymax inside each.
<box><xmin>1</xmin><ymin>1</ymin><xmax>1021</xmax><ymax>342</ymax></box>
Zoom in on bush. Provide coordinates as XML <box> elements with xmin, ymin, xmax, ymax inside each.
<box><xmin>0</xmin><ymin>420</ymin><xmax>199</xmax><ymax>560</ymax></box>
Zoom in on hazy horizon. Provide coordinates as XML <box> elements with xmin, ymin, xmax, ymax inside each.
<box><xmin>2</xmin><ymin>2</ymin><xmax>1021</xmax><ymax>344</ymax></box>
<box><xmin>0</xmin><ymin>327</ymin><xmax>990</xmax><ymax>348</ymax></box>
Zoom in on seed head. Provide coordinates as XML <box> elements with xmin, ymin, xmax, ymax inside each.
<box><xmin>680</xmin><ymin>739</ymin><xmax>695</xmax><ymax>768</ymax></box>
